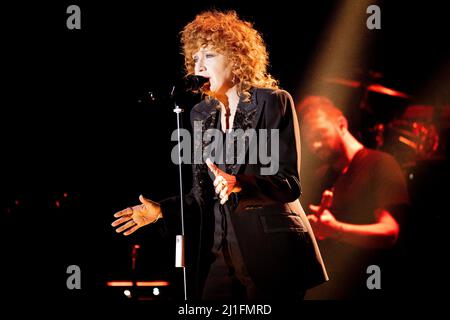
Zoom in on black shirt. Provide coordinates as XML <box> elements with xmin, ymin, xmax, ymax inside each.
<box><xmin>323</xmin><ymin>148</ymin><xmax>409</xmax><ymax>225</ymax></box>
<box><xmin>304</xmin><ymin>148</ymin><xmax>409</xmax><ymax>299</ymax></box>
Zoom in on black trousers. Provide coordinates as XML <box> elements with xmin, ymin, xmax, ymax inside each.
<box><xmin>201</xmin><ymin>202</ymin><xmax>305</xmax><ymax>301</ymax></box>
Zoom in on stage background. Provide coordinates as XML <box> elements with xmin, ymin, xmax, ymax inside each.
<box><xmin>2</xmin><ymin>0</ymin><xmax>449</xmax><ymax>314</ymax></box>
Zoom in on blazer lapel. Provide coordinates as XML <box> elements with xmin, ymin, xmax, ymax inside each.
<box><xmin>191</xmin><ymin>99</ymin><xmax>220</xmax><ymax>201</ymax></box>
<box><xmin>229</xmin><ymin>90</ymin><xmax>263</xmax><ymax>175</ymax></box>
<box><xmin>194</xmin><ymin>90</ymin><xmax>264</xmax><ymax>176</ymax></box>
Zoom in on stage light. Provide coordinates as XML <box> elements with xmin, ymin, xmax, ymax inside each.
<box><xmin>153</xmin><ymin>288</ymin><xmax>160</xmax><ymax>296</ymax></box>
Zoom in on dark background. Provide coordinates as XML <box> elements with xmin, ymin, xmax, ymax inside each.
<box><xmin>2</xmin><ymin>0</ymin><xmax>449</xmax><ymax>313</ymax></box>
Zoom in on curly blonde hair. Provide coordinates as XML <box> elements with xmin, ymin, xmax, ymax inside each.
<box><xmin>180</xmin><ymin>10</ymin><xmax>279</xmax><ymax>102</ymax></box>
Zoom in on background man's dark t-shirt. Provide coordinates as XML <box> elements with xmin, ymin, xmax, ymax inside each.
<box><xmin>304</xmin><ymin>148</ymin><xmax>409</xmax><ymax>299</ymax></box>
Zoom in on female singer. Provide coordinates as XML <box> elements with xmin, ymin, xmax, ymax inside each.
<box><xmin>112</xmin><ymin>10</ymin><xmax>327</xmax><ymax>300</ymax></box>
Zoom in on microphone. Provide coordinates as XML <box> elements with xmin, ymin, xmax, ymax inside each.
<box><xmin>174</xmin><ymin>75</ymin><xmax>209</xmax><ymax>95</ymax></box>
<box><xmin>138</xmin><ymin>75</ymin><xmax>209</xmax><ymax>105</ymax></box>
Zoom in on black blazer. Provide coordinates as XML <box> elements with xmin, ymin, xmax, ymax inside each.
<box><xmin>160</xmin><ymin>88</ymin><xmax>328</xmax><ymax>299</ymax></box>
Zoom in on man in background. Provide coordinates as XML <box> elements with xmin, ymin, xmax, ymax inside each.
<box><xmin>297</xmin><ymin>96</ymin><xmax>409</xmax><ymax>299</ymax></box>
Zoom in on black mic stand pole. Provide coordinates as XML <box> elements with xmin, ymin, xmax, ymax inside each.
<box><xmin>171</xmin><ymin>85</ymin><xmax>188</xmax><ymax>301</ymax></box>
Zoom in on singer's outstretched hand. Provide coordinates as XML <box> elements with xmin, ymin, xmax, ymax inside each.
<box><xmin>206</xmin><ymin>158</ymin><xmax>241</xmax><ymax>205</ymax></box>
<box><xmin>112</xmin><ymin>195</ymin><xmax>162</xmax><ymax>236</ymax></box>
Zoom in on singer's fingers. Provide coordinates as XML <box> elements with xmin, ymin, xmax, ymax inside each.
<box><xmin>307</xmin><ymin>214</ymin><xmax>318</xmax><ymax>223</ymax></box>
<box><xmin>139</xmin><ymin>195</ymin><xmax>151</xmax><ymax>206</ymax></box>
<box><xmin>111</xmin><ymin>215</ymin><xmax>133</xmax><ymax>227</ymax></box>
<box><xmin>220</xmin><ymin>195</ymin><xmax>229</xmax><ymax>205</ymax></box>
<box><xmin>215</xmin><ymin>183</ymin><xmax>222</xmax><ymax>195</ymax></box>
<box><xmin>206</xmin><ymin>158</ymin><xmax>220</xmax><ymax>176</ymax></box>
<box><xmin>114</xmin><ymin>207</ymin><xmax>133</xmax><ymax>218</ymax></box>
<box><xmin>124</xmin><ymin>225</ymin><xmax>140</xmax><ymax>236</ymax></box>
<box><xmin>116</xmin><ymin>220</ymin><xmax>136</xmax><ymax>233</ymax></box>
<box><xmin>219</xmin><ymin>186</ymin><xmax>228</xmax><ymax>200</ymax></box>
<box><xmin>215</xmin><ymin>179</ymin><xmax>228</xmax><ymax>194</ymax></box>
<box><xmin>213</xmin><ymin>175</ymin><xmax>225</xmax><ymax>187</ymax></box>
<box><xmin>139</xmin><ymin>195</ymin><xmax>158</xmax><ymax>208</ymax></box>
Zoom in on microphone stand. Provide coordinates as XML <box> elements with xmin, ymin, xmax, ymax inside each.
<box><xmin>171</xmin><ymin>85</ymin><xmax>188</xmax><ymax>301</ymax></box>
<box><xmin>131</xmin><ymin>244</ymin><xmax>140</xmax><ymax>293</ymax></box>
<box><xmin>169</xmin><ymin>75</ymin><xmax>207</xmax><ymax>301</ymax></box>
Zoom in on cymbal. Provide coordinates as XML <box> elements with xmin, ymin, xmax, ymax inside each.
<box><xmin>325</xmin><ymin>77</ymin><xmax>411</xmax><ymax>99</ymax></box>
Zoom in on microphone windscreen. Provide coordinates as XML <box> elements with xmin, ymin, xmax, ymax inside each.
<box><xmin>184</xmin><ymin>75</ymin><xmax>209</xmax><ymax>92</ymax></box>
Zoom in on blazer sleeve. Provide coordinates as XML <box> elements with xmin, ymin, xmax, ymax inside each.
<box><xmin>235</xmin><ymin>89</ymin><xmax>302</xmax><ymax>204</ymax></box>
<box><xmin>158</xmin><ymin>191</ymin><xmax>200</xmax><ymax>236</ymax></box>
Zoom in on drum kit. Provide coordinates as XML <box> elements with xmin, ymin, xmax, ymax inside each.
<box><xmin>324</xmin><ymin>75</ymin><xmax>445</xmax><ymax>169</ymax></box>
